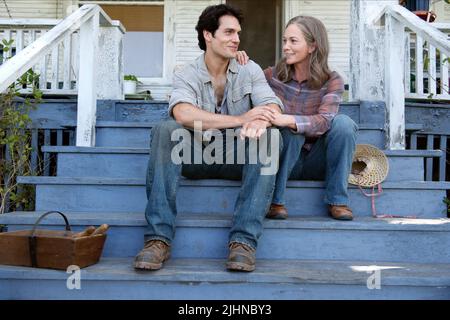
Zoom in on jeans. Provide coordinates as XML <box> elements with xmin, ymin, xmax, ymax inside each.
<box><xmin>272</xmin><ymin>114</ymin><xmax>358</xmax><ymax>206</ymax></box>
<box><xmin>144</xmin><ymin>119</ymin><xmax>282</xmax><ymax>250</ymax></box>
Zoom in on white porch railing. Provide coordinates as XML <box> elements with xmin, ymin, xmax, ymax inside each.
<box><xmin>0</xmin><ymin>19</ymin><xmax>74</xmax><ymax>94</ymax></box>
<box><xmin>405</xmin><ymin>23</ymin><xmax>450</xmax><ymax>100</ymax></box>
<box><xmin>375</xmin><ymin>4</ymin><xmax>450</xmax><ymax>150</ymax></box>
<box><xmin>0</xmin><ymin>5</ymin><xmax>124</xmax><ymax>147</ymax></box>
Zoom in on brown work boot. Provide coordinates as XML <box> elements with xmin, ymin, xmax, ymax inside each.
<box><xmin>328</xmin><ymin>205</ymin><xmax>353</xmax><ymax>221</ymax></box>
<box><xmin>134</xmin><ymin>240</ymin><xmax>171</xmax><ymax>270</ymax></box>
<box><xmin>226</xmin><ymin>242</ymin><xmax>256</xmax><ymax>272</ymax></box>
<box><xmin>266</xmin><ymin>203</ymin><xmax>288</xmax><ymax>219</ymax></box>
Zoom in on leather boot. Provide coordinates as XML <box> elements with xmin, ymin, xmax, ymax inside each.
<box><xmin>226</xmin><ymin>242</ymin><xmax>256</xmax><ymax>272</ymax></box>
<box><xmin>266</xmin><ymin>203</ymin><xmax>288</xmax><ymax>219</ymax></box>
<box><xmin>134</xmin><ymin>240</ymin><xmax>171</xmax><ymax>270</ymax></box>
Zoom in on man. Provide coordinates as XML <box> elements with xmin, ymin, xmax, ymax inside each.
<box><xmin>134</xmin><ymin>4</ymin><xmax>283</xmax><ymax>272</ymax></box>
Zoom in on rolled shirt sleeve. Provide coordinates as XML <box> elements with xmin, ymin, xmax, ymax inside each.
<box><xmin>167</xmin><ymin>70</ymin><xmax>198</xmax><ymax>117</ymax></box>
<box><xmin>247</xmin><ymin>61</ymin><xmax>284</xmax><ymax>111</ymax></box>
<box><xmin>293</xmin><ymin>73</ymin><xmax>344</xmax><ymax>137</ymax></box>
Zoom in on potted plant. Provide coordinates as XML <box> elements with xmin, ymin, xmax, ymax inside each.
<box><xmin>123</xmin><ymin>75</ymin><xmax>141</xmax><ymax>95</ymax></box>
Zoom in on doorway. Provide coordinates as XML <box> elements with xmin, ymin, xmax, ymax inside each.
<box><xmin>227</xmin><ymin>0</ymin><xmax>283</xmax><ymax>69</ymax></box>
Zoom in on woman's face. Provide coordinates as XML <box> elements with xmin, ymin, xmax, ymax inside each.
<box><xmin>282</xmin><ymin>24</ymin><xmax>315</xmax><ymax>65</ymax></box>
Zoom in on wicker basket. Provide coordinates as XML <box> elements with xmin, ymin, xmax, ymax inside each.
<box><xmin>0</xmin><ymin>211</ymin><xmax>106</xmax><ymax>270</ymax></box>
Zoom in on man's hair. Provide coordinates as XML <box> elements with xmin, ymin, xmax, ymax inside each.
<box><xmin>195</xmin><ymin>4</ymin><xmax>243</xmax><ymax>51</ymax></box>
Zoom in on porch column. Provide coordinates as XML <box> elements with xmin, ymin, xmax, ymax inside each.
<box><xmin>76</xmin><ymin>12</ymin><xmax>99</xmax><ymax>147</ymax></box>
<box><xmin>350</xmin><ymin>0</ymin><xmax>405</xmax><ymax>149</ymax></box>
<box><xmin>96</xmin><ymin>24</ymin><xmax>125</xmax><ymax>100</ymax></box>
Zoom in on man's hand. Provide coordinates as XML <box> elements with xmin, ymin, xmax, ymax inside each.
<box><xmin>240</xmin><ymin>119</ymin><xmax>270</xmax><ymax>140</ymax></box>
<box><xmin>238</xmin><ymin>106</ymin><xmax>277</xmax><ymax>125</ymax></box>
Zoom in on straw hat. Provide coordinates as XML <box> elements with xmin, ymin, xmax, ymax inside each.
<box><xmin>348</xmin><ymin>144</ymin><xmax>389</xmax><ymax>187</ymax></box>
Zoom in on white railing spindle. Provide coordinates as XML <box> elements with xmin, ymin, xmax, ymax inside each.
<box><xmin>404</xmin><ymin>32</ymin><xmax>411</xmax><ymax>94</ymax></box>
<box><xmin>71</xmin><ymin>32</ymin><xmax>80</xmax><ymax>90</ymax></box>
<box><xmin>416</xmin><ymin>35</ymin><xmax>424</xmax><ymax>95</ymax></box>
<box><xmin>63</xmin><ymin>35</ymin><xmax>71</xmax><ymax>90</ymax></box>
<box><xmin>51</xmin><ymin>46</ymin><xmax>59</xmax><ymax>90</ymax></box>
<box><xmin>441</xmin><ymin>52</ymin><xmax>449</xmax><ymax>96</ymax></box>
<box><xmin>15</xmin><ymin>30</ymin><xmax>24</xmax><ymax>53</ymax></box>
<box><xmin>428</xmin><ymin>44</ymin><xmax>436</xmax><ymax>96</ymax></box>
<box><xmin>38</xmin><ymin>30</ymin><xmax>48</xmax><ymax>91</ymax></box>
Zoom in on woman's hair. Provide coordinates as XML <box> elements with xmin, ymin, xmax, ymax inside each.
<box><xmin>195</xmin><ymin>4</ymin><xmax>243</xmax><ymax>51</ymax></box>
<box><xmin>275</xmin><ymin>16</ymin><xmax>331</xmax><ymax>89</ymax></box>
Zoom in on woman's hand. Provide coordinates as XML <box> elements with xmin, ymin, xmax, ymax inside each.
<box><xmin>271</xmin><ymin>114</ymin><xmax>297</xmax><ymax>130</ymax></box>
<box><xmin>235</xmin><ymin>50</ymin><xmax>249</xmax><ymax>65</ymax></box>
<box><xmin>238</xmin><ymin>106</ymin><xmax>277</xmax><ymax>124</ymax></box>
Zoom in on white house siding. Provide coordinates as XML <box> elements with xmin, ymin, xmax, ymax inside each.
<box><xmin>293</xmin><ymin>0</ymin><xmax>351</xmax><ymax>83</ymax></box>
<box><xmin>141</xmin><ymin>0</ymin><xmax>221</xmax><ymax>100</ymax></box>
<box><xmin>431</xmin><ymin>1</ymin><xmax>450</xmax><ymax>23</ymax></box>
<box><xmin>0</xmin><ymin>0</ymin><xmax>67</xmax><ymax>19</ymax></box>
<box><xmin>173</xmin><ymin>0</ymin><xmax>222</xmax><ymax>70</ymax></box>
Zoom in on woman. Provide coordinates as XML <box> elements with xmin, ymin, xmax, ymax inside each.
<box><xmin>238</xmin><ymin>16</ymin><xmax>357</xmax><ymax>220</ymax></box>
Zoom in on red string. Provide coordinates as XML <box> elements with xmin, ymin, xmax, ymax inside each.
<box><xmin>358</xmin><ymin>184</ymin><xmax>417</xmax><ymax>219</ymax></box>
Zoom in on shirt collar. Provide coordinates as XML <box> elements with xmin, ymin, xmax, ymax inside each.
<box><xmin>291</xmin><ymin>72</ymin><xmax>308</xmax><ymax>85</ymax></box>
<box><xmin>197</xmin><ymin>53</ymin><xmax>239</xmax><ymax>84</ymax></box>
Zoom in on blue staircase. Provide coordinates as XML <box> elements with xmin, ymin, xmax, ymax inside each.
<box><xmin>1</xmin><ymin>101</ymin><xmax>450</xmax><ymax>300</ymax></box>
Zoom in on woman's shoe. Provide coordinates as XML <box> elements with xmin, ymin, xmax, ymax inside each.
<box><xmin>328</xmin><ymin>205</ymin><xmax>353</xmax><ymax>220</ymax></box>
<box><xmin>266</xmin><ymin>204</ymin><xmax>288</xmax><ymax>219</ymax></box>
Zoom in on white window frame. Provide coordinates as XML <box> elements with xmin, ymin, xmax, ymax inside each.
<box><xmin>78</xmin><ymin>0</ymin><xmax>175</xmax><ymax>87</ymax></box>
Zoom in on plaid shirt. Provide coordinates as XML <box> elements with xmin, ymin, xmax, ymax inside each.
<box><xmin>264</xmin><ymin>67</ymin><xmax>344</xmax><ymax>146</ymax></box>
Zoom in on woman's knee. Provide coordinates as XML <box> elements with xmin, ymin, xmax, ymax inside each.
<box><xmin>280</xmin><ymin>127</ymin><xmax>305</xmax><ymax>146</ymax></box>
<box><xmin>329</xmin><ymin>114</ymin><xmax>358</xmax><ymax>137</ymax></box>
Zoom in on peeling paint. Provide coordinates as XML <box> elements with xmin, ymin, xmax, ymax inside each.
<box><xmin>350</xmin><ymin>0</ymin><xmax>397</xmax><ymax>101</ymax></box>
<box><xmin>96</xmin><ymin>26</ymin><xmax>123</xmax><ymax>100</ymax></box>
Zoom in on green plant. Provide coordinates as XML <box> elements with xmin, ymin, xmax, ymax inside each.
<box><xmin>0</xmin><ymin>39</ymin><xmax>43</xmax><ymax>214</ymax></box>
<box><xmin>444</xmin><ymin>197</ymin><xmax>450</xmax><ymax>216</ymax></box>
<box><xmin>124</xmin><ymin>74</ymin><xmax>139</xmax><ymax>82</ymax></box>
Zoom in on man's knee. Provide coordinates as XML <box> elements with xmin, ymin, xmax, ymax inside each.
<box><xmin>329</xmin><ymin>114</ymin><xmax>358</xmax><ymax>138</ymax></box>
<box><xmin>152</xmin><ymin>119</ymin><xmax>184</xmax><ymax>141</ymax></box>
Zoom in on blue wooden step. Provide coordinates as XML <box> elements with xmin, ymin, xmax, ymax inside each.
<box><xmin>0</xmin><ymin>257</ymin><xmax>449</xmax><ymax>299</ymax></box>
<box><xmin>17</xmin><ymin>176</ymin><xmax>450</xmax><ymax>218</ymax></box>
<box><xmin>42</xmin><ymin>146</ymin><xmax>442</xmax><ymax>182</ymax></box>
<box><xmin>2</xmin><ymin>212</ymin><xmax>450</xmax><ymax>264</ymax></box>
<box><xmin>93</xmin><ymin>123</ymin><xmax>386</xmax><ymax>148</ymax></box>
<box><xmin>95</xmin><ymin>121</ymin><xmax>157</xmax><ymax>148</ymax></box>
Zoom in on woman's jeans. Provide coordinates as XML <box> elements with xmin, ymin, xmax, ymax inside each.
<box><xmin>273</xmin><ymin>114</ymin><xmax>358</xmax><ymax>206</ymax></box>
<box><xmin>144</xmin><ymin>119</ymin><xmax>282</xmax><ymax>250</ymax></box>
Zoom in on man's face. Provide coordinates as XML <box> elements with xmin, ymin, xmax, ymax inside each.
<box><xmin>204</xmin><ymin>15</ymin><xmax>241</xmax><ymax>59</ymax></box>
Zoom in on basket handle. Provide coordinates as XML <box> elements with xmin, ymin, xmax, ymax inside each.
<box><xmin>28</xmin><ymin>211</ymin><xmax>72</xmax><ymax>267</ymax></box>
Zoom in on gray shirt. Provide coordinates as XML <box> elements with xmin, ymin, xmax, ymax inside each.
<box><xmin>168</xmin><ymin>53</ymin><xmax>284</xmax><ymax>117</ymax></box>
